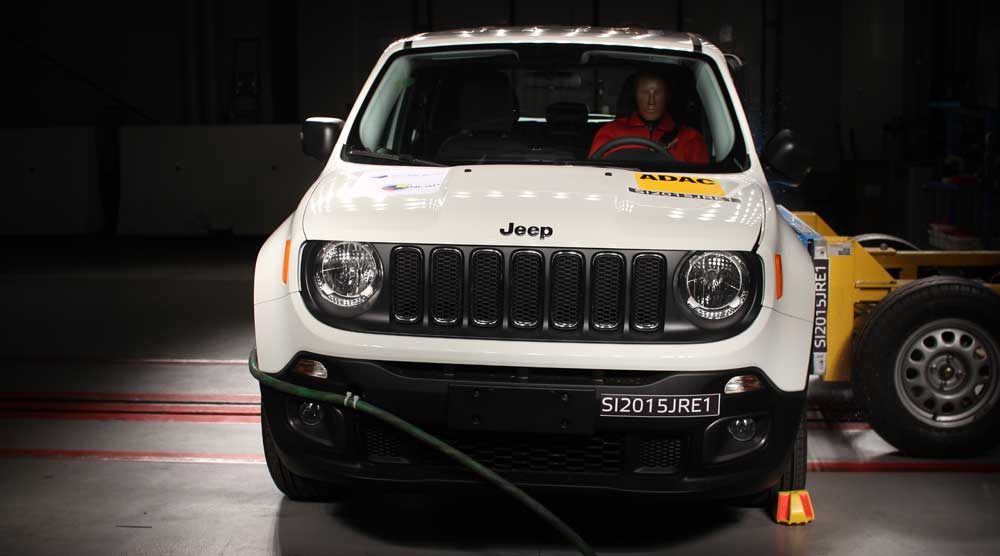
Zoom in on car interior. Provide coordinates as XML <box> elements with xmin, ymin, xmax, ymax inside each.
<box><xmin>376</xmin><ymin>61</ymin><xmax>710</xmax><ymax>165</ymax></box>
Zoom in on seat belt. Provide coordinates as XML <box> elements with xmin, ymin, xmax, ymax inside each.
<box><xmin>657</xmin><ymin>126</ymin><xmax>681</xmax><ymax>149</ymax></box>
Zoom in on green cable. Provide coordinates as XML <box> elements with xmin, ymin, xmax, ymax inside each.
<box><xmin>249</xmin><ymin>353</ymin><xmax>596</xmax><ymax>556</ymax></box>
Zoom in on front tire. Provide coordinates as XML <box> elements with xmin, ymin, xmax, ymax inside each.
<box><xmin>852</xmin><ymin>276</ymin><xmax>1000</xmax><ymax>457</ymax></box>
<box><xmin>734</xmin><ymin>409</ymin><xmax>806</xmax><ymax>507</ymax></box>
<box><xmin>773</xmin><ymin>410</ymin><xmax>807</xmax><ymax>493</ymax></box>
<box><xmin>261</xmin><ymin>405</ymin><xmax>345</xmax><ymax>501</ymax></box>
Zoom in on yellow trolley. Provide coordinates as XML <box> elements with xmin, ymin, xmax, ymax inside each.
<box><xmin>782</xmin><ymin>209</ymin><xmax>1000</xmax><ymax>456</ymax></box>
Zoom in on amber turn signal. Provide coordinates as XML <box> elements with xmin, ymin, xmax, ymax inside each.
<box><xmin>282</xmin><ymin>240</ymin><xmax>291</xmax><ymax>284</ymax></box>
<box><xmin>775</xmin><ymin>254</ymin><xmax>783</xmax><ymax>300</ymax></box>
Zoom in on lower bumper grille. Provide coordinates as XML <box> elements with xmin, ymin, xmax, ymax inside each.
<box><xmin>637</xmin><ymin>436</ymin><xmax>684</xmax><ymax>471</ymax></box>
<box><xmin>363</xmin><ymin>420</ymin><xmax>624</xmax><ymax>473</ymax></box>
<box><xmin>360</xmin><ymin>419</ymin><xmax>682</xmax><ymax>475</ymax></box>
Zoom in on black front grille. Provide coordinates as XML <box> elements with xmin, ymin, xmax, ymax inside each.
<box><xmin>361</xmin><ymin>419</ymin><xmax>626</xmax><ymax>474</ymax></box>
<box><xmin>469</xmin><ymin>249</ymin><xmax>503</xmax><ymax>327</ymax></box>
<box><xmin>429</xmin><ymin>248</ymin><xmax>463</xmax><ymax>325</ymax></box>
<box><xmin>549</xmin><ymin>251</ymin><xmax>585</xmax><ymax>330</ymax></box>
<box><xmin>509</xmin><ymin>251</ymin><xmax>544</xmax><ymax>329</ymax></box>
<box><xmin>390</xmin><ymin>247</ymin><xmax>423</xmax><ymax>323</ymax></box>
<box><xmin>301</xmin><ymin>243</ymin><xmax>763</xmax><ymax>343</ymax></box>
<box><xmin>630</xmin><ymin>254</ymin><xmax>667</xmax><ymax>331</ymax></box>
<box><xmin>590</xmin><ymin>253</ymin><xmax>626</xmax><ymax>331</ymax></box>
<box><xmin>400</xmin><ymin>246</ymin><xmax>667</xmax><ymax>337</ymax></box>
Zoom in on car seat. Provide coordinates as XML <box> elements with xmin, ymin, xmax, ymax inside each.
<box><xmin>544</xmin><ymin>101</ymin><xmax>589</xmax><ymax>158</ymax></box>
<box><xmin>435</xmin><ymin>71</ymin><xmax>525</xmax><ymax>162</ymax></box>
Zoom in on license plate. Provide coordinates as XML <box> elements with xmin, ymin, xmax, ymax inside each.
<box><xmin>599</xmin><ymin>394</ymin><xmax>721</xmax><ymax>418</ymax></box>
<box><xmin>448</xmin><ymin>385</ymin><xmax>597</xmax><ymax>434</ymax></box>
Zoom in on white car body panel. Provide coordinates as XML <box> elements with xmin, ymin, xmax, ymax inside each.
<box><xmin>254</xmin><ymin>215</ymin><xmax>293</xmax><ymax>305</ymax></box>
<box><xmin>303</xmin><ymin>165</ymin><xmax>765</xmax><ymax>251</ymax></box>
<box><xmin>254</xmin><ymin>294</ymin><xmax>810</xmax><ymax>392</ymax></box>
<box><xmin>252</xmin><ymin>27</ymin><xmax>815</xmax><ymax>393</ymax></box>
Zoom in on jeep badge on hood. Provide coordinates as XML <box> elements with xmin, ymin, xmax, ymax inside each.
<box><xmin>500</xmin><ymin>222</ymin><xmax>553</xmax><ymax>239</ymax></box>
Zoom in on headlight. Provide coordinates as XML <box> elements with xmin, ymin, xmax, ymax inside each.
<box><xmin>312</xmin><ymin>241</ymin><xmax>382</xmax><ymax>313</ymax></box>
<box><xmin>680</xmin><ymin>251</ymin><xmax>750</xmax><ymax>321</ymax></box>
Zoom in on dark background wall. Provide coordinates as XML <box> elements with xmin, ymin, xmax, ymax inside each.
<box><xmin>2</xmin><ymin>0</ymin><xmax>998</xmax><ymax>239</ymax></box>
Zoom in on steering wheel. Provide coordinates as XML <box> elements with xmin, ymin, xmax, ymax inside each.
<box><xmin>589</xmin><ymin>136</ymin><xmax>675</xmax><ymax>161</ymax></box>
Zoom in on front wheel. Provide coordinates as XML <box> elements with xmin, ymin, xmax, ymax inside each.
<box><xmin>853</xmin><ymin>276</ymin><xmax>1000</xmax><ymax>456</ymax></box>
<box><xmin>735</xmin><ymin>409</ymin><xmax>806</xmax><ymax>508</ymax></box>
<box><xmin>261</xmin><ymin>404</ymin><xmax>346</xmax><ymax>501</ymax></box>
<box><xmin>773</xmin><ymin>410</ymin><xmax>807</xmax><ymax>493</ymax></box>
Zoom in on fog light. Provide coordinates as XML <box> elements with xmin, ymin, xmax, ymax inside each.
<box><xmin>293</xmin><ymin>359</ymin><xmax>328</xmax><ymax>379</ymax></box>
<box><xmin>728</xmin><ymin>417</ymin><xmax>756</xmax><ymax>442</ymax></box>
<box><xmin>299</xmin><ymin>402</ymin><xmax>324</xmax><ymax>426</ymax></box>
<box><xmin>724</xmin><ymin>374</ymin><xmax>763</xmax><ymax>394</ymax></box>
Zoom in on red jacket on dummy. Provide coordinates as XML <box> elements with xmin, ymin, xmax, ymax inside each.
<box><xmin>588</xmin><ymin>111</ymin><xmax>710</xmax><ymax>163</ymax></box>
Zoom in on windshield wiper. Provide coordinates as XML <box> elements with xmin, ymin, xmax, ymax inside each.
<box><xmin>557</xmin><ymin>160</ymin><xmax>642</xmax><ymax>171</ymax></box>
<box><xmin>345</xmin><ymin>148</ymin><xmax>445</xmax><ymax>167</ymax></box>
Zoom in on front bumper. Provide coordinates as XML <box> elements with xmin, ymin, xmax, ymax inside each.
<box><xmin>258</xmin><ymin>353</ymin><xmax>806</xmax><ymax>498</ymax></box>
<box><xmin>254</xmin><ymin>294</ymin><xmax>813</xmax><ymax>392</ymax></box>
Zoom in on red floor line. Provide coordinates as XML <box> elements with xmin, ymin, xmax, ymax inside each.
<box><xmin>1</xmin><ymin>448</ymin><xmax>995</xmax><ymax>473</ymax></box>
<box><xmin>0</xmin><ymin>411</ymin><xmax>261</xmax><ymax>424</ymax></box>
<box><xmin>0</xmin><ymin>410</ymin><xmax>877</xmax><ymax>429</ymax></box>
<box><xmin>0</xmin><ymin>401</ymin><xmax>260</xmax><ymax>415</ymax></box>
<box><xmin>1</xmin><ymin>392</ymin><xmax>261</xmax><ymax>404</ymax></box>
<box><xmin>114</xmin><ymin>358</ymin><xmax>248</xmax><ymax>366</ymax></box>
<box><xmin>0</xmin><ymin>448</ymin><xmax>265</xmax><ymax>465</ymax></box>
<box><xmin>1</xmin><ymin>396</ymin><xmax>877</xmax><ymax>428</ymax></box>
<box><xmin>0</xmin><ymin>357</ymin><xmax>246</xmax><ymax>366</ymax></box>
<box><xmin>808</xmin><ymin>461</ymin><xmax>1000</xmax><ymax>473</ymax></box>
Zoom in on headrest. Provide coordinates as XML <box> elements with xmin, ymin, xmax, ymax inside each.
<box><xmin>545</xmin><ymin>102</ymin><xmax>588</xmax><ymax>126</ymax></box>
<box><xmin>457</xmin><ymin>72</ymin><xmax>518</xmax><ymax>132</ymax></box>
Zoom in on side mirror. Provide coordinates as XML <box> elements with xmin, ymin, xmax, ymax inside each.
<box><xmin>301</xmin><ymin>117</ymin><xmax>344</xmax><ymax>160</ymax></box>
<box><xmin>762</xmin><ymin>129</ymin><xmax>812</xmax><ymax>184</ymax></box>
<box><xmin>724</xmin><ymin>53</ymin><xmax>744</xmax><ymax>72</ymax></box>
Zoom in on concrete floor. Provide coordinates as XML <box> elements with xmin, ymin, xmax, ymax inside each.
<box><xmin>1</xmin><ymin>237</ymin><xmax>999</xmax><ymax>555</ymax></box>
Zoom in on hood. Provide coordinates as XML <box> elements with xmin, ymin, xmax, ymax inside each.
<box><xmin>303</xmin><ymin>164</ymin><xmax>766</xmax><ymax>251</ymax></box>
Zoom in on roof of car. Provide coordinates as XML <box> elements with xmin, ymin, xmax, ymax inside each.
<box><xmin>398</xmin><ymin>26</ymin><xmax>707</xmax><ymax>53</ymax></box>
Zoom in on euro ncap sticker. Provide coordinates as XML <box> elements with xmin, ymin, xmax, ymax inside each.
<box><xmin>629</xmin><ymin>173</ymin><xmax>740</xmax><ymax>203</ymax></box>
<box><xmin>357</xmin><ymin>168</ymin><xmax>449</xmax><ymax>196</ymax></box>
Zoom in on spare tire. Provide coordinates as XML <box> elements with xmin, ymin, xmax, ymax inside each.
<box><xmin>852</xmin><ymin>276</ymin><xmax>1000</xmax><ymax>457</ymax></box>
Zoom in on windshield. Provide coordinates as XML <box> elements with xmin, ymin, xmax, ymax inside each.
<box><xmin>344</xmin><ymin>44</ymin><xmax>747</xmax><ymax>172</ymax></box>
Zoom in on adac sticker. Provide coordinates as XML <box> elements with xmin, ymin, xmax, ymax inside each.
<box><xmin>629</xmin><ymin>173</ymin><xmax>740</xmax><ymax>203</ymax></box>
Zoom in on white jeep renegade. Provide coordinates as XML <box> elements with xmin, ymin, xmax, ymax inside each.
<box><xmin>251</xmin><ymin>26</ymin><xmax>815</xmax><ymax>500</ymax></box>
